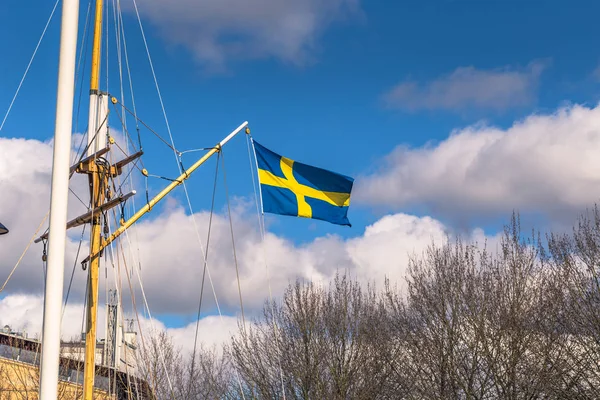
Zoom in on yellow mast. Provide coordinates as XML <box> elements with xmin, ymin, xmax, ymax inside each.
<box><xmin>83</xmin><ymin>121</ymin><xmax>249</xmax><ymax>265</ymax></box>
<box><xmin>83</xmin><ymin>0</ymin><xmax>105</xmax><ymax>398</ymax></box>
<box><xmin>90</xmin><ymin>0</ymin><xmax>103</xmax><ymax>94</ymax></box>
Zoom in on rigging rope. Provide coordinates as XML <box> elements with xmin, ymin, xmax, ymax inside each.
<box><xmin>121</xmin><ymin>235</ymin><xmax>177</xmax><ymax>399</ymax></box>
<box><xmin>0</xmin><ymin>213</ymin><xmax>48</xmax><ymax>293</ymax></box>
<box><xmin>103</xmin><ymin>135</ymin><xmax>116</xmax><ymax>397</ymax></box>
<box><xmin>220</xmin><ymin>150</ymin><xmax>247</xmax><ymax>328</ymax></box>
<box><xmin>113</xmin><ymin>4</ymin><xmax>146</xmax><ymax>316</ymax></box>
<box><xmin>0</xmin><ymin>0</ymin><xmax>60</xmax><ymax>132</ymax></box>
<box><xmin>62</xmin><ymin>224</ymin><xmax>88</xmax><ymax>319</ymax></box>
<box><xmin>74</xmin><ymin>0</ymin><xmax>93</xmax><ymax>135</ymax></box>
<box><xmin>110</xmin><ymin>240</ymin><xmax>136</xmax><ymax>398</ymax></box>
<box><xmin>111</xmin><ymin>98</ymin><xmax>177</xmax><ymax>153</ymax></box>
<box><xmin>247</xmin><ymin>134</ymin><xmax>288</xmax><ymax>399</ymax></box>
<box><xmin>130</xmin><ymin>0</ymin><xmax>177</xmax><ymax>158</ymax></box>
<box><xmin>188</xmin><ymin>153</ymin><xmax>220</xmax><ymax>398</ymax></box>
<box><xmin>105</xmin><ymin>215</ymin><xmax>166</xmax><ymax>399</ymax></box>
<box><xmin>70</xmin><ymin>187</ymin><xmax>89</xmax><ymax>208</ymax></box>
<box><xmin>110</xmin><ymin>135</ymin><xmax>145</xmax><ymax>174</ymax></box>
<box><xmin>3</xmin><ymin>0</ymin><xmax>93</xmax><ymax>266</ymax></box>
<box><xmin>72</xmin><ymin>0</ymin><xmax>94</xmax><ymax>165</ymax></box>
<box><xmin>110</xmin><ymin>102</ymin><xmax>143</xmax><ymax>155</ymax></box>
<box><xmin>116</xmin><ymin>0</ymin><xmax>143</xmax><ymax>149</ymax></box>
<box><xmin>111</xmin><ymin>6</ymin><xmax>145</xmax><ymax>388</ymax></box>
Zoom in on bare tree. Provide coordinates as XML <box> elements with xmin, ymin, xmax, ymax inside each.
<box><xmin>476</xmin><ymin>216</ymin><xmax>562</xmax><ymax>399</ymax></box>
<box><xmin>178</xmin><ymin>344</ymin><xmax>233</xmax><ymax>400</ymax></box>
<box><xmin>230</xmin><ymin>273</ymin><xmax>392</xmax><ymax>399</ymax></box>
<box><xmin>385</xmin><ymin>214</ymin><xmax>572</xmax><ymax>400</ymax></box>
<box><xmin>136</xmin><ymin>329</ymin><xmax>233</xmax><ymax>400</ymax></box>
<box><xmin>547</xmin><ymin>205</ymin><xmax>600</xmax><ymax>398</ymax></box>
<box><xmin>136</xmin><ymin>330</ymin><xmax>183</xmax><ymax>399</ymax></box>
<box><xmin>386</xmin><ymin>238</ymin><xmax>493</xmax><ymax>399</ymax></box>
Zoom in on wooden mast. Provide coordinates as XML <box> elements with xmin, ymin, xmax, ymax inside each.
<box><xmin>82</xmin><ymin>0</ymin><xmax>106</xmax><ymax>398</ymax></box>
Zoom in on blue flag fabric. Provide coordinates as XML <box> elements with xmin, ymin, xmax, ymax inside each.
<box><xmin>252</xmin><ymin>139</ymin><xmax>354</xmax><ymax>226</ymax></box>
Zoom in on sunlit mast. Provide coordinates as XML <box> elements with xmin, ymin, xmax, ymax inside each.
<box><xmin>81</xmin><ymin>0</ymin><xmax>108</xmax><ymax>397</ymax></box>
<box><xmin>38</xmin><ymin>0</ymin><xmax>80</xmax><ymax>398</ymax></box>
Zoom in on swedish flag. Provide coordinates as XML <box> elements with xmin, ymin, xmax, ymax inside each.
<box><xmin>252</xmin><ymin>140</ymin><xmax>354</xmax><ymax>226</ymax></box>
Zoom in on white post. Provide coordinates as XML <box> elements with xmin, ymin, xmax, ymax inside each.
<box><xmin>39</xmin><ymin>0</ymin><xmax>79</xmax><ymax>398</ymax></box>
<box><xmin>87</xmin><ymin>93</ymin><xmax>108</xmax><ymax>155</ymax></box>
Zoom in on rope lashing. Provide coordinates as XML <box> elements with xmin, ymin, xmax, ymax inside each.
<box><xmin>42</xmin><ymin>240</ymin><xmax>48</xmax><ymax>263</ymax></box>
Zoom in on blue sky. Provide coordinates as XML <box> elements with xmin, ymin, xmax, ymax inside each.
<box><xmin>3</xmin><ymin>0</ymin><xmax>600</xmax><ymax>335</ymax></box>
<box><xmin>2</xmin><ymin>0</ymin><xmax>600</xmax><ymax>239</ymax></box>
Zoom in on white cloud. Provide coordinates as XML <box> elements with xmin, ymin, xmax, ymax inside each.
<box><xmin>0</xmin><ymin>293</ymin><xmax>102</xmax><ymax>341</ymax></box>
<box><xmin>355</xmin><ymin>103</ymin><xmax>600</xmax><ymax>224</ymax></box>
<box><xmin>125</xmin><ymin>0</ymin><xmax>361</xmax><ymax>69</ymax></box>
<box><xmin>120</xmin><ymin>205</ymin><xmax>449</xmax><ymax>315</ymax></box>
<box><xmin>383</xmin><ymin>61</ymin><xmax>547</xmax><ymax>112</ymax></box>
<box><xmin>161</xmin><ymin>315</ymin><xmax>239</xmax><ymax>354</ymax></box>
<box><xmin>0</xmin><ymin>137</ymin><xmax>90</xmax><ymax>295</ymax></box>
<box><xmin>0</xmin><ymin>293</ymin><xmax>236</xmax><ymax>354</ymax></box>
<box><xmin>347</xmin><ymin>214</ymin><xmax>447</xmax><ymax>287</ymax></box>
